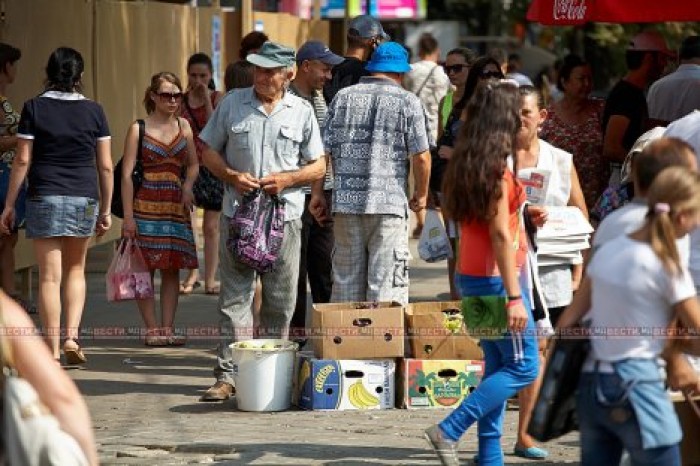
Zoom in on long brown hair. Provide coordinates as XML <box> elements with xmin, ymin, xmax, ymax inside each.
<box><xmin>645</xmin><ymin>166</ymin><xmax>700</xmax><ymax>275</ymax></box>
<box><xmin>442</xmin><ymin>80</ymin><xmax>521</xmax><ymax>223</ymax></box>
<box><xmin>143</xmin><ymin>71</ymin><xmax>182</xmax><ymax>114</ymax></box>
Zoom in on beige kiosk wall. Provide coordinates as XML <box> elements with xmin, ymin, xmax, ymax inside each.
<box><xmin>1</xmin><ymin>1</ymin><xmax>327</xmax><ymax>276</ymax></box>
<box><xmin>1</xmin><ymin>0</ymin><xmax>222</xmax><ymax>272</ymax></box>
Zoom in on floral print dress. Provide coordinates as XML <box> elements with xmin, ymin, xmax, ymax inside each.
<box><xmin>0</xmin><ymin>96</ymin><xmax>24</xmax><ymax>229</ymax></box>
<box><xmin>540</xmin><ymin>98</ymin><xmax>607</xmax><ymax>211</ymax></box>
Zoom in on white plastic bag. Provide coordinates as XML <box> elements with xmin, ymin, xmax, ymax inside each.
<box><xmin>418</xmin><ymin>209</ymin><xmax>452</xmax><ymax>262</ymax></box>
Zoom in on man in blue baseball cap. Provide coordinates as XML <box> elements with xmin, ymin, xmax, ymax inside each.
<box><xmin>287</xmin><ymin>40</ymin><xmax>343</xmax><ymax>343</ymax></box>
<box><xmin>310</xmin><ymin>41</ymin><xmax>431</xmax><ymax>306</ymax></box>
<box><xmin>323</xmin><ymin>14</ymin><xmax>390</xmax><ymax>104</ymax></box>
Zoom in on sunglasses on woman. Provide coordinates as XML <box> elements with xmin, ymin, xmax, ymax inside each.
<box><xmin>480</xmin><ymin>70</ymin><xmax>503</xmax><ymax>79</ymax></box>
<box><xmin>443</xmin><ymin>64</ymin><xmax>468</xmax><ymax>74</ymax></box>
<box><xmin>156</xmin><ymin>91</ymin><xmax>183</xmax><ymax>101</ymax></box>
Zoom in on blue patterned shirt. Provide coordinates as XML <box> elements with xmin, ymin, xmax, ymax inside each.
<box><xmin>323</xmin><ymin>76</ymin><xmax>430</xmax><ymax>217</ymax></box>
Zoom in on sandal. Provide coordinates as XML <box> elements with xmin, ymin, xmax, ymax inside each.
<box><xmin>205</xmin><ymin>283</ymin><xmax>220</xmax><ymax>295</ymax></box>
<box><xmin>63</xmin><ymin>340</ymin><xmax>87</xmax><ymax>365</ymax></box>
<box><xmin>144</xmin><ymin>329</ymin><xmax>168</xmax><ymax>347</ymax></box>
<box><xmin>179</xmin><ymin>280</ymin><xmax>201</xmax><ymax>295</ymax></box>
<box><xmin>167</xmin><ymin>335</ymin><xmax>187</xmax><ymax>347</ymax></box>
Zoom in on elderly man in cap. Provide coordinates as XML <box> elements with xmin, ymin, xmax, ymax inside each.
<box><xmin>287</xmin><ymin>41</ymin><xmax>343</xmax><ymax>342</ymax></box>
<box><xmin>311</xmin><ymin>41</ymin><xmax>431</xmax><ymax>306</ymax></box>
<box><xmin>324</xmin><ymin>14</ymin><xmax>389</xmax><ymax>104</ymax></box>
<box><xmin>198</xmin><ymin>41</ymin><xmax>326</xmax><ymax>402</ymax></box>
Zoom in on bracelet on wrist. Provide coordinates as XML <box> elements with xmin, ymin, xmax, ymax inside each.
<box><xmin>99</xmin><ymin>212</ymin><xmax>111</xmax><ymax>217</ymax></box>
<box><xmin>507</xmin><ymin>295</ymin><xmax>522</xmax><ymax>302</ymax></box>
<box><xmin>505</xmin><ymin>299</ymin><xmax>522</xmax><ymax>309</ymax></box>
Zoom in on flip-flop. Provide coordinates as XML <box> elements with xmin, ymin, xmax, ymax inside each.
<box><xmin>179</xmin><ymin>281</ymin><xmax>201</xmax><ymax>295</ymax></box>
<box><xmin>205</xmin><ymin>285</ymin><xmax>220</xmax><ymax>295</ymax></box>
<box><xmin>513</xmin><ymin>445</ymin><xmax>549</xmax><ymax>459</ymax></box>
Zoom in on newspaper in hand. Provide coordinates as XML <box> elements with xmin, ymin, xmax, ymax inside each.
<box><xmin>517</xmin><ymin>168</ymin><xmax>551</xmax><ymax>205</ymax></box>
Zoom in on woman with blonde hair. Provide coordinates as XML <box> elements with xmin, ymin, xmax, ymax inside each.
<box><xmin>120</xmin><ymin>72</ymin><xmax>198</xmax><ymax>346</ymax></box>
<box><xmin>0</xmin><ymin>47</ymin><xmax>112</xmax><ymax>364</ymax></box>
<box><xmin>558</xmin><ymin>166</ymin><xmax>700</xmax><ymax>465</ymax></box>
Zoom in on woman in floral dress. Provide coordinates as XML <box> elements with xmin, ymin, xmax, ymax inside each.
<box><xmin>121</xmin><ymin>72</ymin><xmax>199</xmax><ymax>346</ymax></box>
<box><xmin>540</xmin><ymin>54</ymin><xmax>607</xmax><ymax>211</ymax></box>
<box><xmin>0</xmin><ymin>43</ymin><xmax>22</xmax><ymax>299</ymax></box>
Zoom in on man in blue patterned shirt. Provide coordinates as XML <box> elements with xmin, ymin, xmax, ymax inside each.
<box><xmin>311</xmin><ymin>42</ymin><xmax>431</xmax><ymax>305</ymax></box>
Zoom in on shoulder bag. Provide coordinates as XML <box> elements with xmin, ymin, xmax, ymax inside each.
<box><xmin>111</xmin><ymin>119</ymin><xmax>145</xmax><ymax>218</ymax></box>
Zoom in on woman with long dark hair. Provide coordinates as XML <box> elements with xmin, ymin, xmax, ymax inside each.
<box><xmin>424</xmin><ymin>81</ymin><xmax>540</xmax><ymax>466</ymax></box>
<box><xmin>179</xmin><ymin>53</ymin><xmax>224</xmax><ymax>295</ymax></box>
<box><xmin>0</xmin><ymin>47</ymin><xmax>113</xmax><ymax>364</ymax></box>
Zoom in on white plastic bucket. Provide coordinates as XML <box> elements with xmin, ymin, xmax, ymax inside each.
<box><xmin>230</xmin><ymin>339</ymin><xmax>298</xmax><ymax>412</ymax></box>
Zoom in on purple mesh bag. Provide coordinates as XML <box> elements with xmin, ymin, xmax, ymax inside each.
<box><xmin>227</xmin><ymin>189</ymin><xmax>286</xmax><ymax>273</ymax></box>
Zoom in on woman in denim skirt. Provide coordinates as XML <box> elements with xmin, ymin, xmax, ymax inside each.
<box><xmin>0</xmin><ymin>47</ymin><xmax>113</xmax><ymax>365</ymax></box>
<box><xmin>558</xmin><ymin>166</ymin><xmax>700</xmax><ymax>465</ymax></box>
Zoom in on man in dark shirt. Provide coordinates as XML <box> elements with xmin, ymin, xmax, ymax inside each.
<box><xmin>323</xmin><ymin>14</ymin><xmax>389</xmax><ymax>105</ymax></box>
<box><xmin>602</xmin><ymin>30</ymin><xmax>672</xmax><ymax>186</ymax></box>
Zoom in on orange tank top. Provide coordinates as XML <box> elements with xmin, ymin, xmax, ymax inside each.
<box><xmin>457</xmin><ymin>169</ymin><xmax>528</xmax><ymax>277</ymax></box>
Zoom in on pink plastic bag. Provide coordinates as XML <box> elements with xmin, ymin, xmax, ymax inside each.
<box><xmin>106</xmin><ymin>239</ymin><xmax>154</xmax><ymax>302</ymax></box>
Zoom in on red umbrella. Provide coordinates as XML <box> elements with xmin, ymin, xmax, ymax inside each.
<box><xmin>527</xmin><ymin>0</ymin><xmax>700</xmax><ymax>25</ymax></box>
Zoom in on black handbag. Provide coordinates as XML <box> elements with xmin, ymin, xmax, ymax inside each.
<box><xmin>527</xmin><ymin>327</ymin><xmax>590</xmax><ymax>441</ymax></box>
<box><xmin>111</xmin><ymin>119</ymin><xmax>145</xmax><ymax>218</ymax></box>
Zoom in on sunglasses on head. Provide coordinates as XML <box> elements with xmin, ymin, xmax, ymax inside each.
<box><xmin>443</xmin><ymin>64</ymin><xmax>468</xmax><ymax>74</ymax></box>
<box><xmin>156</xmin><ymin>91</ymin><xmax>183</xmax><ymax>101</ymax></box>
<box><xmin>480</xmin><ymin>70</ymin><xmax>503</xmax><ymax>79</ymax></box>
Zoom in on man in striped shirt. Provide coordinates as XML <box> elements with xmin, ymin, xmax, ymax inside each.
<box><xmin>287</xmin><ymin>41</ymin><xmax>343</xmax><ymax>343</ymax></box>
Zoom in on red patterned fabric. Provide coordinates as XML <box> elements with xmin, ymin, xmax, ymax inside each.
<box><xmin>540</xmin><ymin>99</ymin><xmax>608</xmax><ymax>210</ymax></box>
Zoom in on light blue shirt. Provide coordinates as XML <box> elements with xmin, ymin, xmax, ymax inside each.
<box><xmin>199</xmin><ymin>87</ymin><xmax>324</xmax><ymax>221</ymax></box>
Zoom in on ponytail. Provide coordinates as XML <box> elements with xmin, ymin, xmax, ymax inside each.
<box><xmin>647</xmin><ymin>202</ymin><xmax>681</xmax><ymax>275</ymax></box>
<box><xmin>645</xmin><ymin>167</ymin><xmax>700</xmax><ymax>275</ymax></box>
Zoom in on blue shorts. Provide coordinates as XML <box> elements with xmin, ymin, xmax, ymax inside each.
<box><xmin>25</xmin><ymin>195</ymin><xmax>98</xmax><ymax>239</ymax></box>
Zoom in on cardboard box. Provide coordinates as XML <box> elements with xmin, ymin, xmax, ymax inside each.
<box><xmin>312</xmin><ymin>302</ymin><xmax>404</xmax><ymax>359</ymax></box>
<box><xmin>672</xmin><ymin>393</ymin><xmax>700</xmax><ymax>465</ymax></box>
<box><xmin>405</xmin><ymin>301</ymin><xmax>484</xmax><ymax>360</ymax></box>
<box><xmin>397</xmin><ymin>358</ymin><xmax>484</xmax><ymax>409</ymax></box>
<box><xmin>296</xmin><ymin>356</ymin><xmax>395</xmax><ymax>410</ymax></box>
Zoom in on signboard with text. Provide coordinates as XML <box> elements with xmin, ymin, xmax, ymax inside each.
<box><xmin>320</xmin><ymin>0</ymin><xmax>425</xmax><ymax>19</ymax></box>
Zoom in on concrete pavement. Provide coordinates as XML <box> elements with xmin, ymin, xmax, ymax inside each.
<box><xmin>42</xmin><ymin>238</ymin><xmax>581</xmax><ymax>465</ymax></box>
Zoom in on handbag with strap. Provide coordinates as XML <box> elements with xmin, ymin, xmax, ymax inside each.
<box><xmin>0</xmin><ymin>309</ymin><xmax>89</xmax><ymax>465</ymax></box>
<box><xmin>182</xmin><ymin>96</ymin><xmax>224</xmax><ymax>211</ymax></box>
<box><xmin>111</xmin><ymin>119</ymin><xmax>145</xmax><ymax>219</ymax></box>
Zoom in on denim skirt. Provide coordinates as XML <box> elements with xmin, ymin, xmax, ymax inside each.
<box><xmin>25</xmin><ymin>195</ymin><xmax>98</xmax><ymax>239</ymax></box>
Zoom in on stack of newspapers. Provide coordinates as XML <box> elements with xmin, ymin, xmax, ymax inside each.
<box><xmin>536</xmin><ymin>206</ymin><xmax>593</xmax><ymax>267</ymax></box>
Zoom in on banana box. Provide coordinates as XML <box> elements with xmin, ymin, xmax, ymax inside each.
<box><xmin>397</xmin><ymin>359</ymin><xmax>484</xmax><ymax>409</ymax></box>
<box><xmin>296</xmin><ymin>356</ymin><xmax>395</xmax><ymax>410</ymax></box>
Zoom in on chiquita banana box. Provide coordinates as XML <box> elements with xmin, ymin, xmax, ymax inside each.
<box><xmin>397</xmin><ymin>359</ymin><xmax>484</xmax><ymax>409</ymax></box>
<box><xmin>296</xmin><ymin>356</ymin><xmax>395</xmax><ymax>410</ymax></box>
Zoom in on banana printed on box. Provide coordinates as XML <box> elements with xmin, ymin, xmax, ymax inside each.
<box><xmin>295</xmin><ymin>356</ymin><xmax>395</xmax><ymax>410</ymax></box>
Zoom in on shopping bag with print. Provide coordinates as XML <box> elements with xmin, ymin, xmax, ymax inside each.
<box><xmin>106</xmin><ymin>238</ymin><xmax>154</xmax><ymax>301</ymax></box>
<box><xmin>418</xmin><ymin>209</ymin><xmax>453</xmax><ymax>262</ymax></box>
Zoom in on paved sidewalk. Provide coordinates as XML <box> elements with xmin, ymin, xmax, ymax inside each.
<box><xmin>47</xmin><ymin>239</ymin><xmax>581</xmax><ymax>465</ymax></box>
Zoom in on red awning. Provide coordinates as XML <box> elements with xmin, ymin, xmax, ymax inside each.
<box><xmin>527</xmin><ymin>0</ymin><xmax>700</xmax><ymax>26</ymax></box>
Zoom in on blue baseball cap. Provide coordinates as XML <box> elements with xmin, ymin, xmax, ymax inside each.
<box><xmin>296</xmin><ymin>41</ymin><xmax>344</xmax><ymax>66</ymax></box>
<box><xmin>365</xmin><ymin>42</ymin><xmax>411</xmax><ymax>74</ymax></box>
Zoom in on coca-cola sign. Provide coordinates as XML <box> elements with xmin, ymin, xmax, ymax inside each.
<box><xmin>553</xmin><ymin>0</ymin><xmax>588</xmax><ymax>22</ymax></box>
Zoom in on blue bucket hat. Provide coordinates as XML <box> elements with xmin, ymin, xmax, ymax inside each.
<box><xmin>365</xmin><ymin>42</ymin><xmax>411</xmax><ymax>74</ymax></box>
